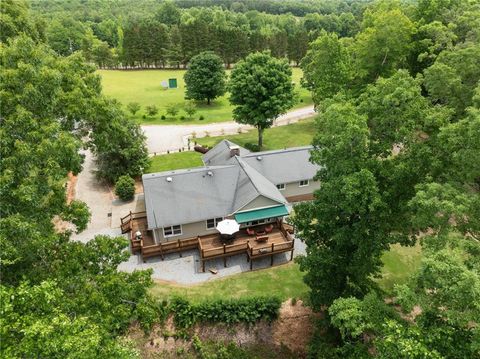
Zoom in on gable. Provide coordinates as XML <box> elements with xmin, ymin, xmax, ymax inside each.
<box><xmin>235</xmin><ymin>195</ymin><xmax>284</xmax><ymax>213</ymax></box>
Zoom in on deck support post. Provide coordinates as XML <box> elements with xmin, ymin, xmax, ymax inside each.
<box><xmin>290</xmin><ymin>249</ymin><xmax>294</xmax><ymax>261</ymax></box>
<box><xmin>250</xmin><ymin>258</ymin><xmax>253</xmax><ymax>270</ymax></box>
<box><xmin>224</xmin><ymin>257</ymin><xmax>227</xmax><ymax>268</ymax></box>
<box><xmin>202</xmin><ymin>260</ymin><xmax>205</xmax><ymax>273</ymax></box>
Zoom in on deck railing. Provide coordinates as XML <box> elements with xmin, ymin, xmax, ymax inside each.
<box><xmin>201</xmin><ymin>241</ymin><xmax>249</xmax><ymax>259</ymax></box>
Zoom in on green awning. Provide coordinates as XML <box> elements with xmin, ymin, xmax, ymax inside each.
<box><xmin>234</xmin><ymin>205</ymin><xmax>289</xmax><ymax>224</ymax></box>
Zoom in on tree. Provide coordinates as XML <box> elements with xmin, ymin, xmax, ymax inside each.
<box><xmin>155</xmin><ymin>0</ymin><xmax>181</xmax><ymax>26</ymax></box>
<box><xmin>184</xmin><ymin>51</ymin><xmax>226</xmax><ymax>105</ymax></box>
<box><xmin>423</xmin><ymin>43</ymin><xmax>480</xmax><ymax>117</ymax></box>
<box><xmin>354</xmin><ymin>8</ymin><xmax>414</xmax><ymax>83</ymax></box>
<box><xmin>301</xmin><ymin>31</ymin><xmax>352</xmax><ymax>105</ymax></box>
<box><xmin>127</xmin><ymin>102</ymin><xmax>141</xmax><ymax>115</ymax></box>
<box><xmin>0</xmin><ymin>18</ymin><xmax>154</xmax><ymax>357</ymax></box>
<box><xmin>228</xmin><ymin>52</ymin><xmax>295</xmax><ymax>147</ymax></box>
<box><xmin>0</xmin><ymin>0</ymin><xmax>42</xmax><ymax>42</ymax></box>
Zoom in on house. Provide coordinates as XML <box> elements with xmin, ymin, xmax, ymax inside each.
<box><xmin>122</xmin><ymin>140</ymin><xmax>320</xmax><ymax>270</ymax></box>
<box><xmin>142</xmin><ymin>140</ymin><xmax>321</xmax><ymax>243</ymax></box>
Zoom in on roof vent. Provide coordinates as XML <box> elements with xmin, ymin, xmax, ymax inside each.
<box><xmin>207</xmin><ymin>171</ymin><xmax>213</xmax><ymax>177</ymax></box>
<box><xmin>166</xmin><ymin>177</ymin><xmax>173</xmax><ymax>182</ymax></box>
<box><xmin>256</xmin><ymin>156</ymin><xmax>262</xmax><ymax>161</ymax></box>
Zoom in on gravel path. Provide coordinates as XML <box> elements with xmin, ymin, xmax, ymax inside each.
<box><xmin>70</xmin><ymin>150</ymin><xmax>119</xmax><ymax>243</ymax></box>
<box><xmin>142</xmin><ymin>105</ymin><xmax>315</xmax><ymax>154</ymax></box>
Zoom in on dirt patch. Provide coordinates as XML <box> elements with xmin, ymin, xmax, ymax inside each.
<box><xmin>128</xmin><ymin>299</ymin><xmax>317</xmax><ymax>358</ymax></box>
<box><xmin>272</xmin><ymin>299</ymin><xmax>320</xmax><ymax>354</ymax></box>
<box><xmin>66</xmin><ymin>172</ymin><xmax>77</xmax><ymax>203</ymax></box>
<box><xmin>134</xmin><ymin>178</ymin><xmax>144</xmax><ymax>194</ymax></box>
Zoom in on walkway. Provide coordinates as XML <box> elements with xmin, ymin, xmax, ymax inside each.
<box><xmin>142</xmin><ymin>105</ymin><xmax>315</xmax><ymax>154</ymax></box>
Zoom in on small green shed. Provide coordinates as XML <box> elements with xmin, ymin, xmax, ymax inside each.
<box><xmin>168</xmin><ymin>78</ymin><xmax>178</xmax><ymax>88</ymax></box>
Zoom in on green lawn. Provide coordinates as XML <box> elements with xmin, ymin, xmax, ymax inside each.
<box><xmin>150</xmin><ymin>263</ymin><xmax>309</xmax><ymax>304</ymax></box>
<box><xmin>97</xmin><ymin>67</ymin><xmax>311</xmax><ymax>125</ymax></box>
<box><xmin>379</xmin><ymin>243</ymin><xmax>422</xmax><ymax>292</ymax></box>
<box><xmin>145</xmin><ymin>119</ymin><xmax>316</xmax><ymax>173</ymax></box>
<box><xmin>198</xmin><ymin>118</ymin><xmax>316</xmax><ymax>150</ymax></box>
<box><xmin>145</xmin><ymin>151</ymin><xmax>204</xmax><ymax>173</ymax></box>
<box><xmin>150</xmin><ymin>244</ymin><xmax>422</xmax><ymax>303</ymax></box>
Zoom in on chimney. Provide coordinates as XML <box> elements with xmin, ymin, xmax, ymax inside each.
<box><xmin>229</xmin><ymin>144</ymin><xmax>240</xmax><ymax>157</ymax></box>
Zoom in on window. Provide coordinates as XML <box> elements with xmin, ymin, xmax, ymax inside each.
<box><xmin>206</xmin><ymin>217</ymin><xmax>224</xmax><ymax>229</ymax></box>
<box><xmin>299</xmin><ymin>180</ymin><xmax>309</xmax><ymax>187</ymax></box>
<box><xmin>276</xmin><ymin>183</ymin><xmax>285</xmax><ymax>190</ymax></box>
<box><xmin>163</xmin><ymin>225</ymin><xmax>182</xmax><ymax>237</ymax></box>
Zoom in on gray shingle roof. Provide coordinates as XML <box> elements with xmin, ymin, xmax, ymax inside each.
<box><xmin>202</xmin><ymin>139</ymin><xmax>250</xmax><ymax>166</ymax></box>
<box><xmin>142</xmin><ymin>166</ymin><xmax>238</xmax><ymax>229</ymax></box>
<box><xmin>142</xmin><ymin>157</ymin><xmax>286</xmax><ymax>229</ymax></box>
<box><xmin>143</xmin><ymin>141</ymin><xmax>318</xmax><ymax>229</ymax></box>
<box><xmin>241</xmin><ymin>146</ymin><xmax>321</xmax><ymax>184</ymax></box>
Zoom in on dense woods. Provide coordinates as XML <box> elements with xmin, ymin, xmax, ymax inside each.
<box><xmin>292</xmin><ymin>0</ymin><xmax>480</xmax><ymax>357</ymax></box>
<box><xmin>29</xmin><ymin>0</ymin><xmax>365</xmax><ymax>68</ymax></box>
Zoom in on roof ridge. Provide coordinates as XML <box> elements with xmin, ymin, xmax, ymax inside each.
<box><xmin>242</xmin><ymin>146</ymin><xmax>313</xmax><ymax>157</ymax></box>
<box><xmin>142</xmin><ymin>164</ymin><xmax>235</xmax><ymax>180</ymax></box>
<box><xmin>235</xmin><ymin>157</ymin><xmax>285</xmax><ymax>205</ymax></box>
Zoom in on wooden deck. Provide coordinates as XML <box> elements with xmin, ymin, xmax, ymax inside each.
<box><xmin>122</xmin><ymin>214</ymin><xmax>295</xmax><ymax>271</ymax></box>
<box><xmin>198</xmin><ymin>223</ymin><xmax>294</xmax><ymax>271</ymax></box>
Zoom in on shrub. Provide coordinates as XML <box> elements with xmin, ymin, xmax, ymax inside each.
<box><xmin>115</xmin><ymin>175</ymin><xmax>135</xmax><ymax>201</ymax></box>
<box><xmin>244</xmin><ymin>142</ymin><xmax>261</xmax><ymax>152</ymax></box>
<box><xmin>199</xmin><ymin>115</ymin><xmax>205</xmax><ymax>121</ymax></box>
<box><xmin>170</xmin><ymin>297</ymin><xmax>281</xmax><ymax>329</ymax></box>
<box><xmin>145</xmin><ymin>105</ymin><xmax>158</xmax><ymax>117</ymax></box>
<box><xmin>180</xmin><ymin>115</ymin><xmax>186</xmax><ymax>120</ymax></box>
<box><xmin>166</xmin><ymin>103</ymin><xmax>179</xmax><ymax>118</ymax></box>
<box><xmin>161</xmin><ymin>115</ymin><xmax>166</xmax><ymax>120</ymax></box>
<box><xmin>184</xmin><ymin>100</ymin><xmax>197</xmax><ymax>119</ymax></box>
<box><xmin>127</xmin><ymin>102</ymin><xmax>141</xmax><ymax>115</ymax></box>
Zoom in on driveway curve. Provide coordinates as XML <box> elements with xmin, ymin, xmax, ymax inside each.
<box><xmin>142</xmin><ymin>105</ymin><xmax>315</xmax><ymax>154</ymax></box>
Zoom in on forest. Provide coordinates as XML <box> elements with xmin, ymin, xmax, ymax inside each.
<box><xmin>1</xmin><ymin>0</ymin><xmax>480</xmax><ymax>358</ymax></box>
<box><xmin>29</xmin><ymin>0</ymin><xmax>364</xmax><ymax>68</ymax></box>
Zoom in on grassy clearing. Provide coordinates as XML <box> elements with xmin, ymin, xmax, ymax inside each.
<box><xmin>145</xmin><ymin>119</ymin><xmax>316</xmax><ymax>173</ymax></box>
<box><xmin>198</xmin><ymin>118</ymin><xmax>316</xmax><ymax>150</ymax></box>
<box><xmin>150</xmin><ymin>263</ymin><xmax>309</xmax><ymax>304</ymax></box>
<box><xmin>145</xmin><ymin>151</ymin><xmax>204</xmax><ymax>174</ymax></box>
<box><xmin>97</xmin><ymin>67</ymin><xmax>311</xmax><ymax>125</ymax></box>
<box><xmin>379</xmin><ymin>243</ymin><xmax>422</xmax><ymax>292</ymax></box>
<box><xmin>150</xmin><ymin>244</ymin><xmax>422</xmax><ymax>303</ymax></box>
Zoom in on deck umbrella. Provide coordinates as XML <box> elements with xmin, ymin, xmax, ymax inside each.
<box><xmin>216</xmin><ymin>219</ymin><xmax>240</xmax><ymax>235</ymax></box>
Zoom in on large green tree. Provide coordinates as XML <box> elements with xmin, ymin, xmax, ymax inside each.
<box><xmin>301</xmin><ymin>31</ymin><xmax>352</xmax><ymax>105</ymax></box>
<box><xmin>293</xmin><ymin>70</ymin><xmax>448</xmax><ymax>310</ymax></box>
<box><xmin>184</xmin><ymin>51</ymin><xmax>226</xmax><ymax>105</ymax></box>
<box><xmin>354</xmin><ymin>7</ymin><xmax>414</xmax><ymax>83</ymax></box>
<box><xmin>0</xmin><ymin>7</ymin><xmax>155</xmax><ymax>356</ymax></box>
<box><xmin>228</xmin><ymin>51</ymin><xmax>296</xmax><ymax>147</ymax></box>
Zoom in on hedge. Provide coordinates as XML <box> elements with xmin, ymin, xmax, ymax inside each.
<box><xmin>170</xmin><ymin>297</ymin><xmax>281</xmax><ymax>329</ymax></box>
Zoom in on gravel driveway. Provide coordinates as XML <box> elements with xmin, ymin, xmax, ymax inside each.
<box><xmin>142</xmin><ymin>105</ymin><xmax>315</xmax><ymax>154</ymax></box>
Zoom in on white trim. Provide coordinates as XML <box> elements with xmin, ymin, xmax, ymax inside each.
<box><xmin>163</xmin><ymin>224</ymin><xmax>182</xmax><ymax>238</ymax></box>
<box><xmin>205</xmin><ymin>217</ymin><xmax>224</xmax><ymax>230</ymax></box>
<box><xmin>299</xmin><ymin>180</ymin><xmax>309</xmax><ymax>187</ymax></box>
<box><xmin>276</xmin><ymin>183</ymin><xmax>286</xmax><ymax>190</ymax></box>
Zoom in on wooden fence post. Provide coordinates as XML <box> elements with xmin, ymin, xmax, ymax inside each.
<box><xmin>271</xmin><ymin>243</ymin><xmax>275</xmax><ymax>266</ymax></box>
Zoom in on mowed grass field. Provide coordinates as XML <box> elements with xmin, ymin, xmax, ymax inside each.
<box><xmin>97</xmin><ymin>68</ymin><xmax>312</xmax><ymax>125</ymax></box>
<box><xmin>150</xmin><ymin>239</ymin><xmax>422</xmax><ymax>302</ymax></box>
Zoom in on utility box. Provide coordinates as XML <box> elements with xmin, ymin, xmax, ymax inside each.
<box><xmin>168</xmin><ymin>78</ymin><xmax>177</xmax><ymax>88</ymax></box>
